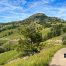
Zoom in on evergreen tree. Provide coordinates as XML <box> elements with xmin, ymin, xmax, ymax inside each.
<box><xmin>17</xmin><ymin>23</ymin><xmax>43</xmax><ymax>56</ymax></box>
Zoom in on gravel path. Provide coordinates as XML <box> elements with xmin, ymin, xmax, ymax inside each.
<box><xmin>49</xmin><ymin>48</ymin><xmax>66</xmax><ymax>66</ymax></box>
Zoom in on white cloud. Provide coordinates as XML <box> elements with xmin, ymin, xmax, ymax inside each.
<box><xmin>0</xmin><ymin>0</ymin><xmax>27</xmax><ymax>13</ymax></box>
<box><xmin>0</xmin><ymin>0</ymin><xmax>66</xmax><ymax>22</ymax></box>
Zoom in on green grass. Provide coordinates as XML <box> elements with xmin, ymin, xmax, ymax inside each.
<box><xmin>0</xmin><ymin>39</ymin><xmax>8</xmax><ymax>46</ymax></box>
<box><xmin>0</xmin><ymin>50</ymin><xmax>18</xmax><ymax>65</ymax></box>
<box><xmin>44</xmin><ymin>36</ymin><xmax>62</xmax><ymax>45</ymax></box>
<box><xmin>41</xmin><ymin>28</ymin><xmax>51</xmax><ymax>39</ymax></box>
<box><xmin>3</xmin><ymin>45</ymin><xmax>63</xmax><ymax>66</ymax></box>
<box><xmin>41</xmin><ymin>28</ymin><xmax>51</xmax><ymax>35</ymax></box>
<box><xmin>6</xmin><ymin>33</ymin><xmax>24</xmax><ymax>40</ymax></box>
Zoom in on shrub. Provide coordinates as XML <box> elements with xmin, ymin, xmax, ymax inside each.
<box><xmin>17</xmin><ymin>23</ymin><xmax>43</xmax><ymax>56</ymax></box>
<box><xmin>0</xmin><ymin>47</ymin><xmax>5</xmax><ymax>53</ymax></box>
<box><xmin>62</xmin><ymin>34</ymin><xmax>66</xmax><ymax>45</ymax></box>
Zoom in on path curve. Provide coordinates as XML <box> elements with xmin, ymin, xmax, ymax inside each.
<box><xmin>49</xmin><ymin>48</ymin><xmax>66</xmax><ymax>66</ymax></box>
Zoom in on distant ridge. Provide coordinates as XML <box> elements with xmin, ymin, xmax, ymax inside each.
<box><xmin>0</xmin><ymin>13</ymin><xmax>65</xmax><ymax>25</ymax></box>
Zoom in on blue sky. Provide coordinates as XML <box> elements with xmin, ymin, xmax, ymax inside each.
<box><xmin>0</xmin><ymin>0</ymin><xmax>66</xmax><ymax>22</ymax></box>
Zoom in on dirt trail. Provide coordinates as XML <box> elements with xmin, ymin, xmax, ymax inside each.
<box><xmin>49</xmin><ymin>48</ymin><xmax>66</xmax><ymax>66</ymax></box>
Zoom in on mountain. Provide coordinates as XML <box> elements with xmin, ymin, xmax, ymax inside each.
<box><xmin>0</xmin><ymin>13</ymin><xmax>66</xmax><ymax>66</ymax></box>
<box><xmin>0</xmin><ymin>13</ymin><xmax>65</xmax><ymax>34</ymax></box>
<box><xmin>20</xmin><ymin>13</ymin><xmax>65</xmax><ymax>24</ymax></box>
<box><xmin>0</xmin><ymin>13</ymin><xmax>65</xmax><ymax>25</ymax></box>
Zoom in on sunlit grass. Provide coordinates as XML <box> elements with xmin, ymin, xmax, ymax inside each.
<box><xmin>0</xmin><ymin>50</ymin><xmax>18</xmax><ymax>65</ymax></box>
<box><xmin>3</xmin><ymin>45</ymin><xmax>63</xmax><ymax>66</ymax></box>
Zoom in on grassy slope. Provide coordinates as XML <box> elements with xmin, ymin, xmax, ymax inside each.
<box><xmin>0</xmin><ymin>50</ymin><xmax>18</xmax><ymax>65</ymax></box>
<box><xmin>3</xmin><ymin>45</ymin><xmax>63</xmax><ymax>66</ymax></box>
<box><xmin>0</xmin><ymin>27</ymin><xmax>50</xmax><ymax>47</ymax></box>
<box><xmin>41</xmin><ymin>28</ymin><xmax>51</xmax><ymax>37</ymax></box>
<box><xmin>0</xmin><ymin>26</ymin><xmax>26</xmax><ymax>40</ymax></box>
<box><xmin>0</xmin><ymin>13</ymin><xmax>65</xmax><ymax>66</ymax></box>
<box><xmin>44</xmin><ymin>36</ymin><xmax>62</xmax><ymax>45</ymax></box>
<box><xmin>0</xmin><ymin>25</ymin><xmax>65</xmax><ymax>66</ymax></box>
<box><xmin>3</xmin><ymin>34</ymin><xmax>64</xmax><ymax>66</ymax></box>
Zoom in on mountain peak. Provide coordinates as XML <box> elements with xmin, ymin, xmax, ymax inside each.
<box><xmin>32</xmin><ymin>13</ymin><xmax>47</xmax><ymax>17</ymax></box>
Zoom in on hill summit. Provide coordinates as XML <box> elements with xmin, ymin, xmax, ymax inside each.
<box><xmin>31</xmin><ymin>13</ymin><xmax>47</xmax><ymax>17</ymax></box>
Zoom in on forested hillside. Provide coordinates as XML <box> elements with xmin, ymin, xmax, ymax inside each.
<box><xmin>0</xmin><ymin>13</ymin><xmax>66</xmax><ymax>66</ymax></box>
